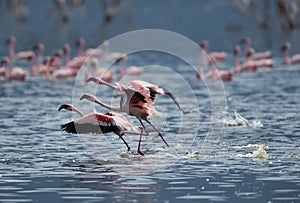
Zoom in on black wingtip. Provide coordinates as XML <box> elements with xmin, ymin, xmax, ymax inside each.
<box><xmin>60</xmin><ymin>121</ymin><xmax>77</xmax><ymax>134</ymax></box>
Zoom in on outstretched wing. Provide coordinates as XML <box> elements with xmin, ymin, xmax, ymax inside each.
<box><xmin>60</xmin><ymin>113</ymin><xmax>119</xmax><ymax>134</ymax></box>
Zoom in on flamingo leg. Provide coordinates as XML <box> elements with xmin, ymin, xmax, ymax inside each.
<box><xmin>120</xmin><ymin>127</ymin><xmax>148</xmax><ymax>156</ymax></box>
<box><xmin>144</xmin><ymin>119</ymin><xmax>169</xmax><ymax>147</ymax></box>
<box><xmin>137</xmin><ymin>127</ymin><xmax>144</xmax><ymax>156</ymax></box>
<box><xmin>116</xmin><ymin>133</ymin><xmax>131</xmax><ymax>152</ymax></box>
<box><xmin>164</xmin><ymin>91</ymin><xmax>191</xmax><ymax>114</ymax></box>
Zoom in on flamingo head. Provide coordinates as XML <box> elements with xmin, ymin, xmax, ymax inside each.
<box><xmin>115</xmin><ymin>54</ymin><xmax>127</xmax><ymax>63</ymax></box>
<box><xmin>76</xmin><ymin>37</ymin><xmax>85</xmax><ymax>47</ymax></box>
<box><xmin>1</xmin><ymin>57</ymin><xmax>11</xmax><ymax>66</ymax></box>
<box><xmin>80</xmin><ymin>94</ymin><xmax>96</xmax><ymax>102</ymax></box>
<box><xmin>199</xmin><ymin>40</ymin><xmax>209</xmax><ymax>50</ymax></box>
<box><xmin>281</xmin><ymin>42</ymin><xmax>291</xmax><ymax>52</ymax></box>
<box><xmin>58</xmin><ymin>104</ymin><xmax>73</xmax><ymax>111</ymax></box>
<box><xmin>32</xmin><ymin>43</ymin><xmax>44</xmax><ymax>52</ymax></box>
<box><xmin>63</xmin><ymin>43</ymin><xmax>70</xmax><ymax>53</ymax></box>
<box><xmin>6</xmin><ymin>36</ymin><xmax>16</xmax><ymax>45</ymax></box>
<box><xmin>240</xmin><ymin>37</ymin><xmax>251</xmax><ymax>46</ymax></box>
<box><xmin>42</xmin><ymin>57</ymin><xmax>51</xmax><ymax>65</ymax></box>
<box><xmin>245</xmin><ymin>47</ymin><xmax>255</xmax><ymax>58</ymax></box>
<box><xmin>233</xmin><ymin>46</ymin><xmax>241</xmax><ymax>56</ymax></box>
<box><xmin>86</xmin><ymin>77</ymin><xmax>100</xmax><ymax>84</ymax></box>
<box><xmin>54</xmin><ymin>50</ymin><xmax>64</xmax><ymax>58</ymax></box>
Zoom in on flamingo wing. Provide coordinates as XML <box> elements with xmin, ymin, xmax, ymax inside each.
<box><xmin>61</xmin><ymin>113</ymin><xmax>119</xmax><ymax>134</ymax></box>
<box><xmin>128</xmin><ymin>80</ymin><xmax>164</xmax><ymax>103</ymax></box>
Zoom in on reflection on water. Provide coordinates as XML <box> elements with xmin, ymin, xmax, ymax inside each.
<box><xmin>0</xmin><ymin>52</ymin><xmax>300</xmax><ymax>203</ymax></box>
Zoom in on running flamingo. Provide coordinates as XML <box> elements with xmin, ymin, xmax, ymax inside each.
<box><xmin>82</xmin><ymin>78</ymin><xmax>191</xmax><ymax>155</ymax></box>
<box><xmin>240</xmin><ymin>37</ymin><xmax>271</xmax><ymax>60</ymax></box>
<box><xmin>281</xmin><ymin>42</ymin><xmax>300</xmax><ymax>64</ymax></box>
<box><xmin>86</xmin><ymin>77</ymin><xmax>191</xmax><ymax>114</ymax></box>
<box><xmin>58</xmin><ymin>104</ymin><xmax>144</xmax><ymax>153</ymax></box>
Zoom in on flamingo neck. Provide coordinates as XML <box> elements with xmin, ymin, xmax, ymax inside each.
<box><xmin>95</xmin><ymin>99</ymin><xmax>122</xmax><ymax>112</ymax></box>
<box><xmin>30</xmin><ymin>56</ymin><xmax>36</xmax><ymax>76</ymax></box>
<box><xmin>118</xmin><ymin>60</ymin><xmax>126</xmax><ymax>79</ymax></box>
<box><xmin>200</xmin><ymin>49</ymin><xmax>208</xmax><ymax>66</ymax></box>
<box><xmin>71</xmin><ymin>106</ymin><xmax>84</xmax><ymax>117</ymax></box>
<box><xmin>9</xmin><ymin>43</ymin><xmax>15</xmax><ymax>62</ymax></box>
<box><xmin>284</xmin><ymin>49</ymin><xmax>291</xmax><ymax>64</ymax></box>
<box><xmin>78</xmin><ymin>43</ymin><xmax>84</xmax><ymax>57</ymax></box>
<box><xmin>45</xmin><ymin>60</ymin><xmax>51</xmax><ymax>81</ymax></box>
<box><xmin>4</xmin><ymin>68</ymin><xmax>9</xmax><ymax>82</ymax></box>
<box><xmin>234</xmin><ymin>53</ymin><xmax>241</xmax><ymax>72</ymax></box>
<box><xmin>98</xmin><ymin>78</ymin><xmax>119</xmax><ymax>89</ymax></box>
<box><xmin>37</xmin><ymin>49</ymin><xmax>44</xmax><ymax>69</ymax></box>
<box><xmin>65</xmin><ymin>48</ymin><xmax>70</xmax><ymax>64</ymax></box>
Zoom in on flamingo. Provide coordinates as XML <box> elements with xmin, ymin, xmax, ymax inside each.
<box><xmin>43</xmin><ymin>55</ymin><xmax>77</xmax><ymax>80</ymax></box>
<box><xmin>58</xmin><ymin>104</ymin><xmax>145</xmax><ymax>154</ymax></box>
<box><xmin>197</xmin><ymin>58</ymin><xmax>233</xmax><ymax>82</ymax></box>
<box><xmin>0</xmin><ymin>58</ymin><xmax>10</xmax><ymax>81</ymax></box>
<box><xmin>63</xmin><ymin>43</ymin><xmax>71</xmax><ymax>64</ymax></box>
<box><xmin>86</xmin><ymin>77</ymin><xmax>191</xmax><ymax>114</ymax></box>
<box><xmin>101</xmin><ymin>40</ymin><xmax>124</xmax><ymax>62</ymax></box>
<box><xmin>76</xmin><ymin>37</ymin><xmax>102</xmax><ymax>58</ymax></box>
<box><xmin>281</xmin><ymin>42</ymin><xmax>300</xmax><ymax>64</ymax></box>
<box><xmin>32</xmin><ymin>43</ymin><xmax>45</xmax><ymax>73</ymax></box>
<box><xmin>85</xmin><ymin>58</ymin><xmax>114</xmax><ymax>83</ymax></box>
<box><xmin>6</xmin><ymin>36</ymin><xmax>36</xmax><ymax>62</ymax></box>
<box><xmin>200</xmin><ymin>40</ymin><xmax>227</xmax><ymax>63</ymax></box>
<box><xmin>234</xmin><ymin>46</ymin><xmax>258</xmax><ymax>73</ymax></box>
<box><xmin>116</xmin><ymin>55</ymin><xmax>143</xmax><ymax>80</ymax></box>
<box><xmin>246</xmin><ymin>48</ymin><xmax>273</xmax><ymax>68</ymax></box>
<box><xmin>0</xmin><ymin>57</ymin><xmax>26</xmax><ymax>81</ymax></box>
<box><xmin>82</xmin><ymin>78</ymin><xmax>191</xmax><ymax>155</ymax></box>
<box><xmin>240</xmin><ymin>37</ymin><xmax>271</xmax><ymax>60</ymax></box>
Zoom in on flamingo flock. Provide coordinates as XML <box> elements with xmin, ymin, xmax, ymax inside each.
<box><xmin>1</xmin><ymin>35</ymin><xmax>298</xmax><ymax>155</ymax></box>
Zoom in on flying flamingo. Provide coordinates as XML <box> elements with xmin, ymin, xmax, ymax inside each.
<box><xmin>116</xmin><ymin>55</ymin><xmax>143</xmax><ymax>80</ymax></box>
<box><xmin>234</xmin><ymin>46</ymin><xmax>258</xmax><ymax>73</ymax></box>
<box><xmin>82</xmin><ymin>78</ymin><xmax>191</xmax><ymax>155</ymax></box>
<box><xmin>281</xmin><ymin>42</ymin><xmax>300</xmax><ymax>64</ymax></box>
<box><xmin>86</xmin><ymin>77</ymin><xmax>191</xmax><ymax>114</ymax></box>
<box><xmin>240</xmin><ymin>37</ymin><xmax>271</xmax><ymax>60</ymax></box>
<box><xmin>58</xmin><ymin>104</ymin><xmax>145</xmax><ymax>154</ymax></box>
<box><xmin>200</xmin><ymin>40</ymin><xmax>227</xmax><ymax>63</ymax></box>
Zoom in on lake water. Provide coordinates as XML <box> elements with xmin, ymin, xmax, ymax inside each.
<box><xmin>0</xmin><ymin>50</ymin><xmax>300</xmax><ymax>203</ymax></box>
